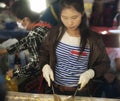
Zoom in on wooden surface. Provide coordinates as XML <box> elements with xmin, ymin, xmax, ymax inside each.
<box><xmin>6</xmin><ymin>91</ymin><xmax>120</xmax><ymax>101</ymax></box>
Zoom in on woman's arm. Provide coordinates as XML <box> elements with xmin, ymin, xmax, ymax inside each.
<box><xmin>89</xmin><ymin>34</ymin><xmax>110</xmax><ymax>78</ymax></box>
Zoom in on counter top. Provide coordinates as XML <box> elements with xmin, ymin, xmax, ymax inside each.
<box><xmin>6</xmin><ymin>91</ymin><xmax>119</xmax><ymax>101</ymax></box>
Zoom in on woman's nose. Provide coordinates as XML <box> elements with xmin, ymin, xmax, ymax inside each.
<box><xmin>67</xmin><ymin>19</ymin><xmax>73</xmax><ymax>26</ymax></box>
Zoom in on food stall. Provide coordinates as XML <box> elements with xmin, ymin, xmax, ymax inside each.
<box><xmin>6</xmin><ymin>91</ymin><xmax>120</xmax><ymax>101</ymax></box>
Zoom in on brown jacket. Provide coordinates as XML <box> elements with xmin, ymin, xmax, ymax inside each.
<box><xmin>39</xmin><ymin>26</ymin><xmax>110</xmax><ymax>78</ymax></box>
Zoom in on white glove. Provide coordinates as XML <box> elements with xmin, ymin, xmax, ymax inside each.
<box><xmin>78</xmin><ymin>69</ymin><xmax>95</xmax><ymax>90</ymax></box>
<box><xmin>42</xmin><ymin>64</ymin><xmax>54</xmax><ymax>87</ymax></box>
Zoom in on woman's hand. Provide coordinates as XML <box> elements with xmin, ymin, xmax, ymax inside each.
<box><xmin>42</xmin><ymin>64</ymin><xmax>54</xmax><ymax>87</ymax></box>
<box><xmin>78</xmin><ymin>69</ymin><xmax>95</xmax><ymax>90</ymax></box>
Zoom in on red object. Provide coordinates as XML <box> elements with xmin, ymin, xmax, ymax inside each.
<box><xmin>34</xmin><ymin>22</ymin><xmax>52</xmax><ymax>29</ymax></box>
<box><xmin>70</xmin><ymin>50</ymin><xmax>87</xmax><ymax>56</ymax></box>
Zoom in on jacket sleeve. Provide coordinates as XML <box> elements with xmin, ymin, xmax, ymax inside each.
<box><xmin>39</xmin><ymin>32</ymin><xmax>51</xmax><ymax>68</ymax></box>
<box><xmin>89</xmin><ymin>33</ymin><xmax>110</xmax><ymax>78</ymax></box>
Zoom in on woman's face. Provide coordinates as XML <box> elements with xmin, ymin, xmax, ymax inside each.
<box><xmin>61</xmin><ymin>7</ymin><xmax>82</xmax><ymax>31</ymax></box>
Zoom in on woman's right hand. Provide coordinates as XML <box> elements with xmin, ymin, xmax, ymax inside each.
<box><xmin>42</xmin><ymin>64</ymin><xmax>54</xmax><ymax>87</ymax></box>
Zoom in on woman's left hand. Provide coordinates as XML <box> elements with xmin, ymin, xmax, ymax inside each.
<box><xmin>78</xmin><ymin>69</ymin><xmax>95</xmax><ymax>90</ymax></box>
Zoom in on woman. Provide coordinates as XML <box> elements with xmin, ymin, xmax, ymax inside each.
<box><xmin>40</xmin><ymin>0</ymin><xmax>110</xmax><ymax>96</ymax></box>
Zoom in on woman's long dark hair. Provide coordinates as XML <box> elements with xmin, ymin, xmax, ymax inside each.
<box><xmin>59</xmin><ymin>0</ymin><xmax>89</xmax><ymax>56</ymax></box>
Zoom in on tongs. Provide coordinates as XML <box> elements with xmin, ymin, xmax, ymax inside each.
<box><xmin>51</xmin><ymin>82</ymin><xmax>62</xmax><ymax>101</ymax></box>
<box><xmin>64</xmin><ymin>84</ymin><xmax>80</xmax><ymax>101</ymax></box>
<box><xmin>51</xmin><ymin>81</ymin><xmax>80</xmax><ymax>101</ymax></box>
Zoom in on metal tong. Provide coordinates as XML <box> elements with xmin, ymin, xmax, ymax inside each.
<box><xmin>51</xmin><ymin>81</ymin><xmax>80</xmax><ymax>101</ymax></box>
<box><xmin>51</xmin><ymin>81</ymin><xmax>62</xmax><ymax>101</ymax></box>
<box><xmin>64</xmin><ymin>84</ymin><xmax>81</xmax><ymax>101</ymax></box>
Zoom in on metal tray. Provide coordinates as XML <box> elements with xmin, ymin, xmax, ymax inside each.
<box><xmin>6</xmin><ymin>91</ymin><xmax>119</xmax><ymax>101</ymax></box>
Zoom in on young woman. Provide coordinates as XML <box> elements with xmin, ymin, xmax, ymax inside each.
<box><xmin>40</xmin><ymin>0</ymin><xmax>110</xmax><ymax>96</ymax></box>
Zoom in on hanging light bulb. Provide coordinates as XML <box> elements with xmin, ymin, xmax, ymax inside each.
<box><xmin>29</xmin><ymin>0</ymin><xmax>47</xmax><ymax>13</ymax></box>
<box><xmin>0</xmin><ymin>2</ymin><xmax>6</xmax><ymax>8</ymax></box>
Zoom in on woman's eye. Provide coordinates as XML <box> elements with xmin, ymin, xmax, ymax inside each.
<box><xmin>71</xmin><ymin>16</ymin><xmax>77</xmax><ymax>19</ymax></box>
<box><xmin>63</xmin><ymin>17</ymin><xmax>68</xmax><ymax>19</ymax></box>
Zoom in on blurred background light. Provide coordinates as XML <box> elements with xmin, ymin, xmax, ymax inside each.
<box><xmin>29</xmin><ymin>0</ymin><xmax>47</xmax><ymax>13</ymax></box>
<box><xmin>101</xmin><ymin>31</ymin><xmax>108</xmax><ymax>35</ymax></box>
<box><xmin>0</xmin><ymin>2</ymin><xmax>6</xmax><ymax>8</ymax></box>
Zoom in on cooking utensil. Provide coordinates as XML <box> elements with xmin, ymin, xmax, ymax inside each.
<box><xmin>64</xmin><ymin>84</ymin><xmax>80</xmax><ymax>101</ymax></box>
<box><xmin>51</xmin><ymin>82</ymin><xmax>62</xmax><ymax>101</ymax></box>
<box><xmin>51</xmin><ymin>81</ymin><xmax>80</xmax><ymax>101</ymax></box>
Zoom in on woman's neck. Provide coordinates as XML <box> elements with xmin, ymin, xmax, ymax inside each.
<box><xmin>66</xmin><ymin>29</ymin><xmax>80</xmax><ymax>37</ymax></box>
